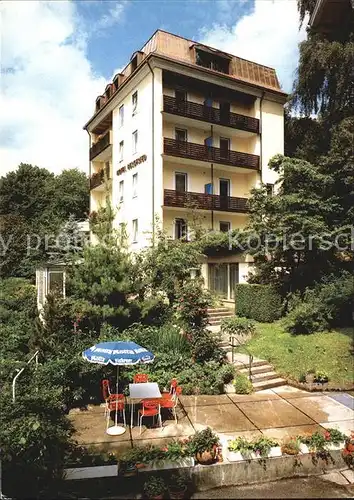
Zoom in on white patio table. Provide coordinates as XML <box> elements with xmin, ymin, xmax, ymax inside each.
<box><xmin>128</xmin><ymin>382</ymin><xmax>162</xmax><ymax>428</ymax></box>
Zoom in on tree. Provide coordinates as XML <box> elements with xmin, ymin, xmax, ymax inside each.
<box><xmin>0</xmin><ymin>164</ymin><xmax>89</xmax><ymax>278</ymax></box>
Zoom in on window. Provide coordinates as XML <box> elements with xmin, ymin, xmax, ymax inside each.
<box><xmin>204</xmin><ymin>183</ymin><xmax>213</xmax><ymax>194</ymax></box>
<box><xmin>219</xmin><ymin>178</ymin><xmax>230</xmax><ymax>197</ymax></box>
<box><xmin>132</xmin><ymin>91</ymin><xmax>138</xmax><ymax>115</ymax></box>
<box><xmin>175</xmin><ymin>218</ymin><xmax>187</xmax><ymax>240</ymax></box>
<box><xmin>175</xmin><ymin>89</ymin><xmax>187</xmax><ymax>102</ymax></box>
<box><xmin>132</xmin><ymin>219</ymin><xmax>138</xmax><ymax>242</ymax></box>
<box><xmin>119</xmin><ymin>105</ymin><xmax>124</xmax><ymax>127</ymax></box>
<box><xmin>266</xmin><ymin>183</ymin><xmax>274</xmax><ymax>196</ymax></box>
<box><xmin>175</xmin><ymin>172</ymin><xmax>187</xmax><ymax>193</ymax></box>
<box><xmin>132</xmin><ymin>130</ymin><xmax>138</xmax><ymax>154</ymax></box>
<box><xmin>219</xmin><ymin>221</ymin><xmax>230</xmax><ymax>233</ymax></box>
<box><xmin>119</xmin><ymin>180</ymin><xmax>124</xmax><ymax>202</ymax></box>
<box><xmin>175</xmin><ymin>128</ymin><xmax>187</xmax><ymax>142</ymax></box>
<box><xmin>220</xmin><ymin>137</ymin><xmax>230</xmax><ymax>159</ymax></box>
<box><xmin>196</xmin><ymin>49</ymin><xmax>230</xmax><ymax>74</ymax></box>
<box><xmin>119</xmin><ymin>140</ymin><xmax>124</xmax><ymax>162</ymax></box>
<box><xmin>132</xmin><ymin>173</ymin><xmax>138</xmax><ymax>198</ymax></box>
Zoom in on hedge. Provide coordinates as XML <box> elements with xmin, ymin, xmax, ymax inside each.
<box><xmin>235</xmin><ymin>284</ymin><xmax>282</xmax><ymax>322</ymax></box>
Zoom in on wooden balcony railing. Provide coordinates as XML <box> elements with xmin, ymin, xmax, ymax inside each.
<box><xmin>164</xmin><ymin>189</ymin><xmax>249</xmax><ymax>213</ymax></box>
<box><xmin>90</xmin><ymin>164</ymin><xmax>110</xmax><ymax>190</ymax></box>
<box><xmin>164</xmin><ymin>138</ymin><xmax>260</xmax><ymax>170</ymax></box>
<box><xmin>163</xmin><ymin>96</ymin><xmax>259</xmax><ymax>134</ymax></box>
<box><xmin>90</xmin><ymin>130</ymin><xmax>111</xmax><ymax>161</ymax></box>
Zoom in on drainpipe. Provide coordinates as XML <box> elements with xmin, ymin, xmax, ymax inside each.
<box><xmin>211</xmin><ymin>124</ymin><xmax>214</xmax><ymax>231</ymax></box>
<box><xmin>259</xmin><ymin>91</ymin><xmax>265</xmax><ymax>182</ymax></box>
<box><xmin>86</xmin><ymin>130</ymin><xmax>92</xmax><ymax>215</ymax></box>
<box><xmin>147</xmin><ymin>60</ymin><xmax>155</xmax><ymax>246</ymax></box>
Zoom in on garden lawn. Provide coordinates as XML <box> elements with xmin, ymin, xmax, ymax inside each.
<box><xmin>239</xmin><ymin>321</ymin><xmax>354</xmax><ymax>387</ymax></box>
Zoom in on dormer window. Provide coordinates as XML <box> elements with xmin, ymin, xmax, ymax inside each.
<box><xmin>105</xmin><ymin>85</ymin><xmax>112</xmax><ymax>100</ymax></box>
<box><xmin>131</xmin><ymin>55</ymin><xmax>138</xmax><ymax>72</ymax></box>
<box><xmin>195</xmin><ymin>47</ymin><xmax>230</xmax><ymax>74</ymax></box>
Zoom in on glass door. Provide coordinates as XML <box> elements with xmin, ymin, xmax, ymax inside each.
<box><xmin>229</xmin><ymin>263</ymin><xmax>239</xmax><ymax>300</ymax></box>
<box><xmin>208</xmin><ymin>264</ymin><xmax>228</xmax><ymax>299</ymax></box>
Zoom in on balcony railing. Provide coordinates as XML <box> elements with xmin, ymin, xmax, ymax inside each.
<box><xmin>90</xmin><ymin>130</ymin><xmax>111</xmax><ymax>161</ymax></box>
<box><xmin>164</xmin><ymin>138</ymin><xmax>260</xmax><ymax>170</ymax></box>
<box><xmin>164</xmin><ymin>189</ymin><xmax>249</xmax><ymax>213</ymax></box>
<box><xmin>163</xmin><ymin>96</ymin><xmax>259</xmax><ymax>134</ymax></box>
<box><xmin>90</xmin><ymin>164</ymin><xmax>110</xmax><ymax>190</ymax></box>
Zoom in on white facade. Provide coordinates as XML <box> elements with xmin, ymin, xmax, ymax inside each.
<box><xmin>86</xmin><ymin>31</ymin><xmax>286</xmax><ymax>300</ymax></box>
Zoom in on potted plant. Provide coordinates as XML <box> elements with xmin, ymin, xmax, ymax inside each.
<box><xmin>300</xmin><ymin>431</ymin><xmax>327</xmax><ymax>453</ymax></box>
<box><xmin>324</xmin><ymin>428</ymin><xmax>346</xmax><ymax>451</ymax></box>
<box><xmin>342</xmin><ymin>432</ymin><xmax>354</xmax><ymax>467</ymax></box>
<box><xmin>227</xmin><ymin>437</ymin><xmax>253</xmax><ymax>461</ymax></box>
<box><xmin>305</xmin><ymin>369</ymin><xmax>315</xmax><ymax>384</ymax></box>
<box><xmin>143</xmin><ymin>476</ymin><xmax>167</xmax><ymax>500</ymax></box>
<box><xmin>281</xmin><ymin>437</ymin><xmax>300</xmax><ymax>455</ymax></box>
<box><xmin>168</xmin><ymin>474</ymin><xmax>188</xmax><ymax>500</ymax></box>
<box><xmin>187</xmin><ymin>428</ymin><xmax>219</xmax><ymax>465</ymax></box>
<box><xmin>252</xmin><ymin>436</ymin><xmax>281</xmax><ymax>458</ymax></box>
<box><xmin>315</xmin><ymin>370</ymin><xmax>329</xmax><ymax>389</ymax></box>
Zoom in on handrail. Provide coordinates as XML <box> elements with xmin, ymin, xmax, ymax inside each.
<box><xmin>12</xmin><ymin>350</ymin><xmax>39</xmax><ymax>403</ymax></box>
<box><xmin>229</xmin><ymin>335</ymin><xmax>253</xmax><ymax>381</ymax></box>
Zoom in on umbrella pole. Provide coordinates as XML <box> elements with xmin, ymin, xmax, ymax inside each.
<box><xmin>115</xmin><ymin>365</ymin><xmax>119</xmax><ymax>426</ymax></box>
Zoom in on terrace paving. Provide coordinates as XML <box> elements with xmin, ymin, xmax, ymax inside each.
<box><xmin>69</xmin><ymin>386</ymin><xmax>354</xmax><ymax>457</ymax></box>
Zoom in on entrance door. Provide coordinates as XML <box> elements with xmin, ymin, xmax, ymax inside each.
<box><xmin>208</xmin><ymin>263</ymin><xmax>228</xmax><ymax>299</ymax></box>
<box><xmin>229</xmin><ymin>263</ymin><xmax>239</xmax><ymax>300</ymax></box>
<box><xmin>220</xmin><ymin>137</ymin><xmax>230</xmax><ymax>161</ymax></box>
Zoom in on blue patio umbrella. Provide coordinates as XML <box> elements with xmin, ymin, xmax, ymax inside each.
<box><xmin>83</xmin><ymin>341</ymin><xmax>154</xmax><ymax>435</ymax></box>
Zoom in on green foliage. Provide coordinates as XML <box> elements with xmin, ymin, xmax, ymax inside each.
<box><xmin>285</xmin><ymin>273</ymin><xmax>354</xmax><ymax>334</ymax></box>
<box><xmin>220</xmin><ymin>316</ymin><xmax>256</xmax><ymax>338</ymax></box>
<box><xmin>143</xmin><ymin>476</ymin><xmax>167</xmax><ymax>498</ymax></box>
<box><xmin>235</xmin><ymin>284</ymin><xmax>282</xmax><ymax>322</ymax></box>
<box><xmin>240</xmin><ymin>321</ymin><xmax>354</xmax><ymax>386</ymax></box>
<box><xmin>252</xmin><ymin>437</ymin><xmax>279</xmax><ymax>458</ymax></box>
<box><xmin>0</xmin><ymin>164</ymin><xmax>88</xmax><ymax>278</ymax></box>
<box><xmin>233</xmin><ymin>373</ymin><xmax>253</xmax><ymax>394</ymax></box>
<box><xmin>228</xmin><ymin>437</ymin><xmax>253</xmax><ymax>456</ymax></box>
<box><xmin>174</xmin><ymin>277</ymin><xmax>211</xmax><ymax>330</ymax></box>
<box><xmin>228</xmin><ymin>436</ymin><xmax>279</xmax><ymax>458</ymax></box>
<box><xmin>189</xmin><ymin>328</ymin><xmax>224</xmax><ymax>364</ymax></box>
<box><xmin>187</xmin><ymin>427</ymin><xmax>219</xmax><ymax>454</ymax></box>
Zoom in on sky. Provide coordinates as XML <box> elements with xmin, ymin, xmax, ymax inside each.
<box><xmin>0</xmin><ymin>0</ymin><xmax>308</xmax><ymax>176</ymax></box>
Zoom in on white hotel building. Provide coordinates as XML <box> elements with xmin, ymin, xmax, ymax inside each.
<box><xmin>84</xmin><ymin>30</ymin><xmax>286</xmax><ymax>302</ymax></box>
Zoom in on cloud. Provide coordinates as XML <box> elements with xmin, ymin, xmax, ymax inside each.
<box><xmin>93</xmin><ymin>1</ymin><xmax>127</xmax><ymax>35</ymax></box>
<box><xmin>0</xmin><ymin>1</ymin><xmax>124</xmax><ymax>176</ymax></box>
<box><xmin>200</xmin><ymin>0</ymin><xmax>308</xmax><ymax>92</ymax></box>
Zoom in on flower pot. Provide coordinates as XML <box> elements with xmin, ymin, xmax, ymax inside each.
<box><xmin>346</xmin><ymin>443</ymin><xmax>354</xmax><ymax>452</ymax></box>
<box><xmin>195</xmin><ymin>449</ymin><xmax>216</xmax><ymax>465</ymax></box>
<box><xmin>268</xmin><ymin>446</ymin><xmax>282</xmax><ymax>458</ymax></box>
<box><xmin>146</xmin><ymin>457</ymin><xmax>194</xmax><ymax>471</ymax></box>
<box><xmin>299</xmin><ymin>444</ymin><xmax>310</xmax><ymax>454</ymax></box>
<box><xmin>305</xmin><ymin>374</ymin><xmax>315</xmax><ymax>384</ymax></box>
<box><xmin>326</xmin><ymin>441</ymin><xmax>345</xmax><ymax>451</ymax></box>
<box><xmin>226</xmin><ymin>450</ymin><xmax>244</xmax><ymax>462</ymax></box>
<box><xmin>169</xmin><ymin>486</ymin><xmax>187</xmax><ymax>500</ymax></box>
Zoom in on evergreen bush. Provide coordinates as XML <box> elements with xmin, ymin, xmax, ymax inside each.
<box><xmin>234</xmin><ymin>284</ymin><xmax>282</xmax><ymax>322</ymax></box>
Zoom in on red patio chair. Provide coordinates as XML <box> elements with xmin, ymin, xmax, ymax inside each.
<box><xmin>102</xmin><ymin>379</ymin><xmax>124</xmax><ymax>417</ymax></box>
<box><xmin>133</xmin><ymin>373</ymin><xmax>149</xmax><ymax>383</ymax></box>
<box><xmin>160</xmin><ymin>386</ymin><xmax>182</xmax><ymax>423</ymax></box>
<box><xmin>138</xmin><ymin>400</ymin><xmax>162</xmax><ymax>434</ymax></box>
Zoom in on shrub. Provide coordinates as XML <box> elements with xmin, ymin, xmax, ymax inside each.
<box><xmin>143</xmin><ymin>476</ymin><xmax>167</xmax><ymax>498</ymax></box>
<box><xmin>220</xmin><ymin>316</ymin><xmax>256</xmax><ymax>338</ymax></box>
<box><xmin>285</xmin><ymin>273</ymin><xmax>354</xmax><ymax>334</ymax></box>
<box><xmin>234</xmin><ymin>284</ymin><xmax>282</xmax><ymax>322</ymax></box>
<box><xmin>174</xmin><ymin>278</ymin><xmax>211</xmax><ymax>330</ymax></box>
<box><xmin>189</xmin><ymin>328</ymin><xmax>224</xmax><ymax>363</ymax></box>
<box><xmin>187</xmin><ymin>427</ymin><xmax>219</xmax><ymax>454</ymax></box>
<box><xmin>233</xmin><ymin>373</ymin><xmax>253</xmax><ymax>394</ymax></box>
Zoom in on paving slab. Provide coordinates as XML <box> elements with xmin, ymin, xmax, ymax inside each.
<box><xmin>322</xmin><ymin>472</ymin><xmax>350</xmax><ymax>485</ymax></box>
<box><xmin>180</xmin><ymin>395</ymin><xmax>231</xmax><ymax>407</ymax></box>
<box><xmin>231</xmin><ymin>353</ymin><xmax>265</xmax><ymax>365</ymax></box>
<box><xmin>131</xmin><ymin>413</ymin><xmax>195</xmax><ymax>441</ymax></box>
<box><xmin>272</xmin><ymin>385</ymin><xmax>321</xmax><ymax>398</ymax></box>
<box><xmin>68</xmin><ymin>412</ymin><xmax>131</xmax><ymax>445</ymax></box>
<box><xmin>236</xmin><ymin>399</ymin><xmax>315</xmax><ymax>429</ymax></box>
<box><xmin>289</xmin><ymin>395</ymin><xmax>354</xmax><ymax>423</ymax></box>
<box><xmin>187</xmin><ymin>403</ymin><xmax>257</xmax><ymax>432</ymax></box>
<box><xmin>328</xmin><ymin>393</ymin><xmax>354</xmax><ymax>410</ymax></box>
<box><xmin>227</xmin><ymin>390</ymin><xmax>281</xmax><ymax>403</ymax></box>
<box><xmin>341</xmin><ymin>469</ymin><xmax>354</xmax><ymax>484</ymax></box>
<box><xmin>320</xmin><ymin>420</ymin><xmax>354</xmax><ymax>436</ymax></box>
<box><xmin>260</xmin><ymin>424</ymin><xmax>325</xmax><ymax>442</ymax></box>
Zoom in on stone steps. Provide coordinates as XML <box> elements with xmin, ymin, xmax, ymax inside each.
<box><xmin>239</xmin><ymin>364</ymin><xmax>274</xmax><ymax>375</ymax></box>
<box><xmin>252</xmin><ymin>377</ymin><xmax>286</xmax><ymax>391</ymax></box>
<box><xmin>207</xmin><ymin>307</ymin><xmax>234</xmax><ymax>326</ymax></box>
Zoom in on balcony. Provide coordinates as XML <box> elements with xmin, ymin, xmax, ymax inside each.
<box><xmin>163</xmin><ymin>96</ymin><xmax>259</xmax><ymax>134</ymax></box>
<box><xmin>164</xmin><ymin>189</ymin><xmax>249</xmax><ymax>213</ymax></box>
<box><xmin>164</xmin><ymin>138</ymin><xmax>260</xmax><ymax>171</ymax></box>
<box><xmin>90</xmin><ymin>130</ymin><xmax>112</xmax><ymax>161</ymax></box>
<box><xmin>90</xmin><ymin>164</ymin><xmax>110</xmax><ymax>190</ymax></box>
